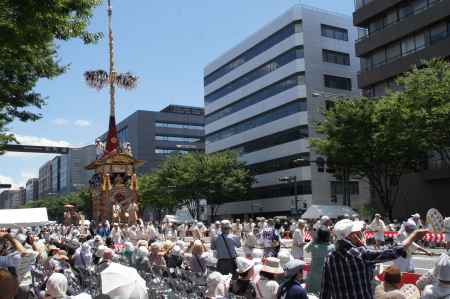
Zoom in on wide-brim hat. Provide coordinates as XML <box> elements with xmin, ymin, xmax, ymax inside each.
<box><xmin>221</xmin><ymin>220</ymin><xmax>232</xmax><ymax>229</ymax></box>
<box><xmin>236</xmin><ymin>257</ymin><xmax>254</xmax><ymax>274</ymax></box>
<box><xmin>261</xmin><ymin>257</ymin><xmax>284</xmax><ymax>275</ymax></box>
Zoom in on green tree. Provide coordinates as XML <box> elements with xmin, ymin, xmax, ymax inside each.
<box><xmin>312</xmin><ymin>97</ymin><xmax>424</xmax><ymax>220</ymax></box>
<box><xmin>154</xmin><ymin>151</ymin><xmax>254</xmax><ymax>220</ymax></box>
<box><xmin>0</xmin><ymin>0</ymin><xmax>102</xmax><ymax>151</ymax></box>
<box><xmin>22</xmin><ymin>189</ymin><xmax>91</xmax><ymax>222</ymax></box>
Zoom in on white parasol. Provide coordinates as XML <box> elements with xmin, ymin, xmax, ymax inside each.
<box><xmin>101</xmin><ymin>263</ymin><xmax>147</xmax><ymax>299</ymax></box>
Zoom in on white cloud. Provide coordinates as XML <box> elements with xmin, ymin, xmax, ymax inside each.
<box><xmin>52</xmin><ymin>118</ymin><xmax>69</xmax><ymax>126</ymax></box>
<box><xmin>0</xmin><ymin>174</ymin><xmax>23</xmax><ymax>189</ymax></box>
<box><xmin>74</xmin><ymin>120</ymin><xmax>91</xmax><ymax>127</ymax></box>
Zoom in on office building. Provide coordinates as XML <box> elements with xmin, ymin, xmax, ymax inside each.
<box><xmin>204</xmin><ymin>5</ymin><xmax>370</xmax><ymax>217</ymax></box>
<box><xmin>0</xmin><ymin>188</ymin><xmax>26</xmax><ymax>209</ymax></box>
<box><xmin>38</xmin><ymin>161</ymin><xmax>53</xmax><ymax>198</ymax></box>
<box><xmin>98</xmin><ymin>105</ymin><xmax>205</xmax><ymax>174</ymax></box>
<box><xmin>354</xmin><ymin>0</ymin><xmax>450</xmax><ymax>217</ymax></box>
<box><xmin>25</xmin><ymin>178</ymin><xmax>39</xmax><ymax>202</ymax></box>
<box><xmin>38</xmin><ymin>145</ymin><xmax>96</xmax><ymax>196</ymax></box>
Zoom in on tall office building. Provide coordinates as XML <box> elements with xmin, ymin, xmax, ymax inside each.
<box><xmin>98</xmin><ymin>105</ymin><xmax>205</xmax><ymax>174</ymax></box>
<box><xmin>204</xmin><ymin>5</ymin><xmax>370</xmax><ymax>217</ymax></box>
<box><xmin>38</xmin><ymin>161</ymin><xmax>53</xmax><ymax>198</ymax></box>
<box><xmin>25</xmin><ymin>178</ymin><xmax>39</xmax><ymax>202</ymax></box>
<box><xmin>354</xmin><ymin>0</ymin><xmax>450</xmax><ymax>216</ymax></box>
<box><xmin>0</xmin><ymin>188</ymin><xmax>26</xmax><ymax>209</ymax></box>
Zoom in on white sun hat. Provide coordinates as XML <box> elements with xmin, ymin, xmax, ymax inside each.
<box><xmin>236</xmin><ymin>257</ymin><xmax>255</xmax><ymax>274</ymax></box>
<box><xmin>334</xmin><ymin>219</ymin><xmax>365</xmax><ymax>240</ymax></box>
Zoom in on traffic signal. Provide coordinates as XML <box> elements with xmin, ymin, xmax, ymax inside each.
<box><xmin>316</xmin><ymin>157</ymin><xmax>325</xmax><ymax>172</ymax></box>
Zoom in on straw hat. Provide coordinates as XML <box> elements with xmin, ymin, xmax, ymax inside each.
<box><xmin>261</xmin><ymin>257</ymin><xmax>284</xmax><ymax>275</ymax></box>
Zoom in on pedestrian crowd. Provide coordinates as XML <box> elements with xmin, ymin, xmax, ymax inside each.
<box><xmin>0</xmin><ymin>212</ymin><xmax>449</xmax><ymax>299</ymax></box>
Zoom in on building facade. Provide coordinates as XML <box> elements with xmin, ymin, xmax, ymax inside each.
<box><xmin>99</xmin><ymin>105</ymin><xmax>205</xmax><ymax>174</ymax></box>
<box><xmin>38</xmin><ymin>161</ymin><xmax>53</xmax><ymax>198</ymax></box>
<box><xmin>354</xmin><ymin>0</ymin><xmax>450</xmax><ymax>217</ymax></box>
<box><xmin>0</xmin><ymin>189</ymin><xmax>26</xmax><ymax>209</ymax></box>
<box><xmin>204</xmin><ymin>5</ymin><xmax>370</xmax><ymax>217</ymax></box>
<box><xmin>25</xmin><ymin>178</ymin><xmax>39</xmax><ymax>203</ymax></box>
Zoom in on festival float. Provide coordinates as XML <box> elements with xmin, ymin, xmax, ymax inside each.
<box><xmin>83</xmin><ymin>0</ymin><xmax>143</xmax><ymax>224</ymax></box>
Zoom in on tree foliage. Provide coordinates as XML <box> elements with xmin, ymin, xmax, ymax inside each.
<box><xmin>138</xmin><ymin>151</ymin><xmax>255</xmax><ymax>220</ymax></box>
<box><xmin>312</xmin><ymin>59</ymin><xmax>450</xmax><ymax>219</ymax></box>
<box><xmin>0</xmin><ymin>0</ymin><xmax>102</xmax><ymax>150</ymax></box>
<box><xmin>22</xmin><ymin>189</ymin><xmax>91</xmax><ymax>222</ymax></box>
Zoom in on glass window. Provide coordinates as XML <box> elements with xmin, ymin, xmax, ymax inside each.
<box><xmin>204</xmin><ymin>21</ymin><xmax>302</xmax><ymax>86</ymax></box>
<box><xmin>412</xmin><ymin>0</ymin><xmax>427</xmax><ymax>11</ymax></box>
<box><xmin>369</xmin><ymin>19</ymin><xmax>383</xmax><ymax>34</ymax></box>
<box><xmin>401</xmin><ymin>36</ymin><xmax>416</xmax><ymax>55</ymax></box>
<box><xmin>415</xmin><ymin>31</ymin><xmax>426</xmax><ymax>49</ymax></box>
<box><xmin>155</xmin><ymin>136</ymin><xmax>201</xmax><ymax>143</ymax></box>
<box><xmin>386</xmin><ymin>42</ymin><xmax>401</xmax><ymax>62</ymax></box>
<box><xmin>372</xmin><ymin>49</ymin><xmax>386</xmax><ymax>68</ymax></box>
<box><xmin>322</xmin><ymin>49</ymin><xmax>350</xmax><ymax>65</ymax></box>
<box><xmin>205</xmin><ymin>47</ymin><xmax>304</xmax><ymax>104</ymax></box>
<box><xmin>399</xmin><ymin>3</ymin><xmax>414</xmax><ymax>18</ymax></box>
<box><xmin>205</xmin><ymin>73</ymin><xmax>305</xmax><ymax>125</ymax></box>
<box><xmin>324</xmin><ymin>75</ymin><xmax>352</xmax><ymax>91</ymax></box>
<box><xmin>230</xmin><ymin>126</ymin><xmax>309</xmax><ymax>155</ymax></box>
<box><xmin>248</xmin><ymin>153</ymin><xmax>310</xmax><ymax>175</ymax></box>
<box><xmin>321</xmin><ymin>24</ymin><xmax>348</xmax><ymax>41</ymax></box>
<box><xmin>331</xmin><ymin>181</ymin><xmax>359</xmax><ymax>195</ymax></box>
<box><xmin>253</xmin><ymin>181</ymin><xmax>312</xmax><ymax>199</ymax></box>
<box><xmin>155</xmin><ymin>149</ymin><xmax>189</xmax><ymax>155</ymax></box>
<box><xmin>206</xmin><ymin>99</ymin><xmax>307</xmax><ymax>144</ymax></box>
<box><xmin>384</xmin><ymin>10</ymin><xmax>398</xmax><ymax>26</ymax></box>
<box><xmin>155</xmin><ymin>122</ymin><xmax>203</xmax><ymax>130</ymax></box>
<box><xmin>429</xmin><ymin>22</ymin><xmax>448</xmax><ymax>44</ymax></box>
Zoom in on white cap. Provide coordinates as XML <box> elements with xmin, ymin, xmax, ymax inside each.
<box><xmin>438</xmin><ymin>254</ymin><xmax>450</xmax><ymax>282</ymax></box>
<box><xmin>95</xmin><ymin>245</ymin><xmax>107</xmax><ymax>258</ymax></box>
<box><xmin>236</xmin><ymin>257</ymin><xmax>254</xmax><ymax>274</ymax></box>
<box><xmin>221</xmin><ymin>220</ymin><xmax>232</xmax><ymax>229</ymax></box>
<box><xmin>334</xmin><ymin>219</ymin><xmax>365</xmax><ymax>240</ymax></box>
<box><xmin>278</xmin><ymin>250</ymin><xmax>293</xmax><ymax>268</ymax></box>
<box><xmin>321</xmin><ymin>215</ymin><xmax>330</xmax><ymax>223</ymax></box>
<box><xmin>412</xmin><ymin>213</ymin><xmax>421</xmax><ymax>219</ymax></box>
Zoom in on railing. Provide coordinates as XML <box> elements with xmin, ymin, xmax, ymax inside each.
<box><xmin>356</xmin><ymin>0</ymin><xmax>442</xmax><ymax>43</ymax></box>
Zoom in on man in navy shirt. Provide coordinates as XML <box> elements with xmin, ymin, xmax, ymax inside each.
<box><xmin>278</xmin><ymin>259</ymin><xmax>308</xmax><ymax>299</ymax></box>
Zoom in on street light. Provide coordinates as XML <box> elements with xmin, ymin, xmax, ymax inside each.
<box><xmin>279</xmin><ymin>176</ymin><xmax>298</xmax><ymax>215</ymax></box>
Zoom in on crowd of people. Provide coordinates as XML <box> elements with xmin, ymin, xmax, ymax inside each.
<box><xmin>0</xmin><ymin>212</ymin><xmax>449</xmax><ymax>299</ymax></box>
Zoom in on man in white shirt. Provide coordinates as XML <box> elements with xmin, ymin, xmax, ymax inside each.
<box><xmin>369</xmin><ymin>213</ymin><xmax>386</xmax><ymax>249</ymax></box>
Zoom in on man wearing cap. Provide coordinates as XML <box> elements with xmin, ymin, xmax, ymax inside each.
<box><xmin>211</xmin><ymin>220</ymin><xmax>241</xmax><ymax>277</ymax></box>
<box><xmin>320</xmin><ymin>219</ymin><xmax>428</xmax><ymax>299</ymax></box>
<box><xmin>278</xmin><ymin>259</ymin><xmax>308</xmax><ymax>299</ymax></box>
<box><xmin>369</xmin><ymin>214</ymin><xmax>386</xmax><ymax>249</ymax></box>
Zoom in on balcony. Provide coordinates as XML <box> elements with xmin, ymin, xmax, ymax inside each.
<box><xmin>353</xmin><ymin>0</ymin><xmax>404</xmax><ymax>26</ymax></box>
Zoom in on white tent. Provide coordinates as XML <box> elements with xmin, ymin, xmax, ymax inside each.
<box><xmin>302</xmin><ymin>205</ymin><xmax>356</xmax><ymax>220</ymax></box>
<box><xmin>0</xmin><ymin>208</ymin><xmax>49</xmax><ymax>227</ymax></box>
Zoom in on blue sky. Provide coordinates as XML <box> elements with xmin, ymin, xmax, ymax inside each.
<box><xmin>0</xmin><ymin>0</ymin><xmax>355</xmax><ymax>188</ymax></box>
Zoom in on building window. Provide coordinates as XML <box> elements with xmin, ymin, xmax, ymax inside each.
<box><xmin>248</xmin><ymin>153</ymin><xmax>310</xmax><ymax>176</ymax></box>
<box><xmin>253</xmin><ymin>181</ymin><xmax>312</xmax><ymax>199</ymax></box>
<box><xmin>206</xmin><ymin>99</ymin><xmax>307</xmax><ymax>144</ymax></box>
<box><xmin>321</xmin><ymin>24</ymin><xmax>348</xmax><ymax>41</ymax></box>
<box><xmin>331</xmin><ymin>181</ymin><xmax>359</xmax><ymax>195</ymax></box>
<box><xmin>205</xmin><ymin>47</ymin><xmax>305</xmax><ymax>104</ymax></box>
<box><xmin>322</xmin><ymin>49</ymin><xmax>350</xmax><ymax>65</ymax></box>
<box><xmin>155</xmin><ymin>148</ymin><xmax>189</xmax><ymax>155</ymax></box>
<box><xmin>204</xmin><ymin>21</ymin><xmax>302</xmax><ymax>86</ymax></box>
<box><xmin>205</xmin><ymin>73</ymin><xmax>305</xmax><ymax>125</ymax></box>
<box><xmin>324</xmin><ymin>75</ymin><xmax>352</xmax><ymax>91</ymax></box>
<box><xmin>155</xmin><ymin>136</ymin><xmax>201</xmax><ymax>143</ymax></box>
<box><xmin>230</xmin><ymin>126</ymin><xmax>309</xmax><ymax>155</ymax></box>
<box><xmin>118</xmin><ymin>127</ymin><xmax>129</xmax><ymax>143</ymax></box>
<box><xmin>155</xmin><ymin>122</ymin><xmax>203</xmax><ymax>130</ymax></box>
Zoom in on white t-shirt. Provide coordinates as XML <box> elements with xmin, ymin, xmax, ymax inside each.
<box><xmin>257</xmin><ymin>279</ymin><xmax>279</xmax><ymax>299</ymax></box>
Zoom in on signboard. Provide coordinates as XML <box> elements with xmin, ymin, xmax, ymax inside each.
<box><xmin>4</xmin><ymin>144</ymin><xmax>70</xmax><ymax>154</ymax></box>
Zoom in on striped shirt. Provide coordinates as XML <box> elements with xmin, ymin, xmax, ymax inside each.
<box><xmin>320</xmin><ymin>239</ymin><xmax>407</xmax><ymax>299</ymax></box>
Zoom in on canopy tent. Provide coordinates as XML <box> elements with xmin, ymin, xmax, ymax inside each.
<box><xmin>162</xmin><ymin>210</ymin><xmax>195</xmax><ymax>224</ymax></box>
<box><xmin>301</xmin><ymin>205</ymin><xmax>356</xmax><ymax>220</ymax></box>
<box><xmin>0</xmin><ymin>208</ymin><xmax>49</xmax><ymax>227</ymax></box>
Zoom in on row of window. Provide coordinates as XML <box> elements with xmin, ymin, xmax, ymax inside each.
<box><xmin>155</xmin><ymin>122</ymin><xmax>204</xmax><ymax>130</ymax></box>
<box><xmin>206</xmin><ymin>99</ymin><xmax>307</xmax><ymax>144</ymax></box>
<box><xmin>205</xmin><ymin>73</ymin><xmax>305</xmax><ymax>125</ymax></box>
<box><xmin>359</xmin><ymin>0</ymin><xmax>441</xmax><ymax>41</ymax></box>
<box><xmin>323</xmin><ymin>49</ymin><xmax>350</xmax><ymax>66</ymax></box>
<box><xmin>253</xmin><ymin>181</ymin><xmax>312</xmax><ymax>200</ymax></box>
<box><xmin>204</xmin><ymin>21</ymin><xmax>303</xmax><ymax>86</ymax></box>
<box><xmin>248</xmin><ymin>153</ymin><xmax>310</xmax><ymax>176</ymax></box>
<box><xmin>361</xmin><ymin>19</ymin><xmax>450</xmax><ymax>72</ymax></box>
<box><xmin>205</xmin><ymin>47</ymin><xmax>305</xmax><ymax>104</ymax></box>
<box><xmin>231</xmin><ymin>126</ymin><xmax>309</xmax><ymax>156</ymax></box>
<box><xmin>324</xmin><ymin>75</ymin><xmax>352</xmax><ymax>90</ymax></box>
<box><xmin>321</xmin><ymin>24</ymin><xmax>349</xmax><ymax>41</ymax></box>
<box><xmin>155</xmin><ymin>136</ymin><xmax>201</xmax><ymax>143</ymax></box>
<box><xmin>154</xmin><ymin>149</ymin><xmax>189</xmax><ymax>155</ymax></box>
